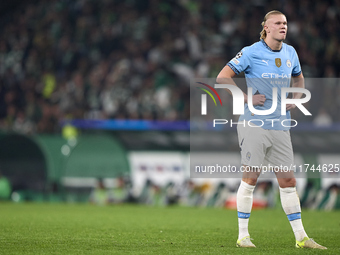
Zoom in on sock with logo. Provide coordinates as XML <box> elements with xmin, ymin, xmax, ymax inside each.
<box><xmin>237</xmin><ymin>181</ymin><xmax>256</xmax><ymax>240</ymax></box>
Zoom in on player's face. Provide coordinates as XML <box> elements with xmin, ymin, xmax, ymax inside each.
<box><xmin>265</xmin><ymin>14</ymin><xmax>287</xmax><ymax>42</ymax></box>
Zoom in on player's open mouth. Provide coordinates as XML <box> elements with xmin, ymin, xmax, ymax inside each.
<box><xmin>280</xmin><ymin>31</ymin><xmax>286</xmax><ymax>34</ymax></box>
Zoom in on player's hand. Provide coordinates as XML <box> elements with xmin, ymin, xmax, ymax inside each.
<box><xmin>286</xmin><ymin>104</ymin><xmax>296</xmax><ymax>111</ymax></box>
<box><xmin>252</xmin><ymin>94</ymin><xmax>266</xmax><ymax>106</ymax></box>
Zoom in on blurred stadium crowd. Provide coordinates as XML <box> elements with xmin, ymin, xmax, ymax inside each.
<box><xmin>63</xmin><ymin>178</ymin><xmax>340</xmax><ymax>210</ymax></box>
<box><xmin>0</xmin><ymin>0</ymin><xmax>340</xmax><ymax>134</ymax></box>
<box><xmin>3</xmin><ymin>174</ymin><xmax>337</xmax><ymax>210</ymax></box>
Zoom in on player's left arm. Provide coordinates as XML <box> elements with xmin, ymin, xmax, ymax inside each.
<box><xmin>286</xmin><ymin>72</ymin><xmax>304</xmax><ymax>111</ymax></box>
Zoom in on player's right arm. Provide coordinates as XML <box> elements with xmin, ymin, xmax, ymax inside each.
<box><xmin>216</xmin><ymin>65</ymin><xmax>266</xmax><ymax>106</ymax></box>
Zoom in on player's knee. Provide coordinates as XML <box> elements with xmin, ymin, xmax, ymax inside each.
<box><xmin>279</xmin><ymin>178</ymin><xmax>296</xmax><ymax>188</ymax></box>
<box><xmin>242</xmin><ymin>178</ymin><xmax>258</xmax><ymax>186</ymax></box>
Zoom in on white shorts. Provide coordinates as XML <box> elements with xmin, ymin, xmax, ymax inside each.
<box><xmin>237</xmin><ymin>123</ymin><xmax>294</xmax><ymax>169</ymax></box>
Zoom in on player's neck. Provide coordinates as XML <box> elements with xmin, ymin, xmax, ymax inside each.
<box><xmin>264</xmin><ymin>38</ymin><xmax>283</xmax><ymax>51</ymax></box>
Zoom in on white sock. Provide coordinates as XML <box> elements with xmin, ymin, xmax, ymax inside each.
<box><xmin>279</xmin><ymin>187</ymin><xmax>308</xmax><ymax>241</ymax></box>
<box><xmin>237</xmin><ymin>181</ymin><xmax>255</xmax><ymax>240</ymax></box>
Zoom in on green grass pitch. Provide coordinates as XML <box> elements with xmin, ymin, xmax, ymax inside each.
<box><xmin>0</xmin><ymin>203</ymin><xmax>339</xmax><ymax>254</ymax></box>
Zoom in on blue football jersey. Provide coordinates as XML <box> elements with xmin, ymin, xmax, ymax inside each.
<box><xmin>227</xmin><ymin>39</ymin><xmax>302</xmax><ymax>130</ymax></box>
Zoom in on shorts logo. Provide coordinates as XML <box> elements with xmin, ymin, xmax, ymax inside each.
<box><xmin>275</xmin><ymin>58</ymin><xmax>281</xmax><ymax>67</ymax></box>
<box><xmin>286</xmin><ymin>59</ymin><xmax>292</xmax><ymax>68</ymax></box>
<box><xmin>246</xmin><ymin>152</ymin><xmax>251</xmax><ymax>161</ymax></box>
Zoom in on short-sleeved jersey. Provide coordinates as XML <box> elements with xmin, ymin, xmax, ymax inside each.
<box><xmin>227</xmin><ymin>39</ymin><xmax>302</xmax><ymax>130</ymax></box>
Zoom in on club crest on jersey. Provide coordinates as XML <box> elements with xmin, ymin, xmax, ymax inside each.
<box><xmin>275</xmin><ymin>58</ymin><xmax>281</xmax><ymax>67</ymax></box>
<box><xmin>286</xmin><ymin>59</ymin><xmax>292</xmax><ymax>68</ymax></box>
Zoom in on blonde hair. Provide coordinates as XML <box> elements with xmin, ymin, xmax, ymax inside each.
<box><xmin>260</xmin><ymin>10</ymin><xmax>285</xmax><ymax>39</ymax></box>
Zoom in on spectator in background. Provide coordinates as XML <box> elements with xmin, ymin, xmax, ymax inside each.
<box><xmin>313</xmin><ymin>108</ymin><xmax>333</xmax><ymax>127</ymax></box>
<box><xmin>0</xmin><ymin>171</ymin><xmax>12</xmax><ymax>200</ymax></box>
<box><xmin>89</xmin><ymin>178</ymin><xmax>112</xmax><ymax>206</ymax></box>
<box><xmin>111</xmin><ymin>176</ymin><xmax>129</xmax><ymax>204</ymax></box>
<box><xmin>164</xmin><ymin>182</ymin><xmax>180</xmax><ymax>205</ymax></box>
<box><xmin>311</xmin><ymin>184</ymin><xmax>340</xmax><ymax>211</ymax></box>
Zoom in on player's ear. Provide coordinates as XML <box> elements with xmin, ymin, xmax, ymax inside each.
<box><xmin>264</xmin><ymin>25</ymin><xmax>269</xmax><ymax>33</ymax></box>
